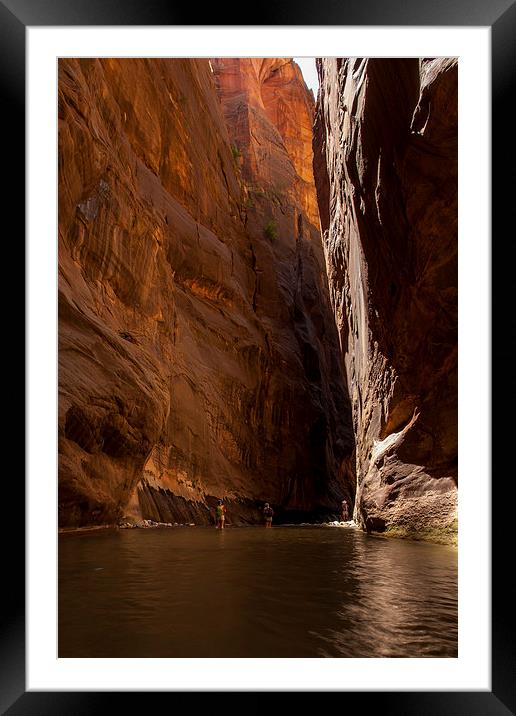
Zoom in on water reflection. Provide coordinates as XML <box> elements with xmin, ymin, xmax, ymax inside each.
<box><xmin>59</xmin><ymin>527</ymin><xmax>457</xmax><ymax>657</ymax></box>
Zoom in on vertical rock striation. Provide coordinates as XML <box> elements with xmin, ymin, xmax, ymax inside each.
<box><xmin>58</xmin><ymin>58</ymin><xmax>354</xmax><ymax>528</ymax></box>
<box><xmin>314</xmin><ymin>58</ymin><xmax>457</xmax><ymax>542</ymax></box>
<box><xmin>211</xmin><ymin>57</ymin><xmax>355</xmax><ymax>517</ymax></box>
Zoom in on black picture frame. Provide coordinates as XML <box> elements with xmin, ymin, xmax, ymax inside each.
<box><xmin>7</xmin><ymin>0</ymin><xmax>514</xmax><ymax>712</ymax></box>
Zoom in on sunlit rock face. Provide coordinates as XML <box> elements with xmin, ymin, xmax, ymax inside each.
<box><xmin>212</xmin><ymin>58</ymin><xmax>319</xmax><ymax>227</ymax></box>
<box><xmin>58</xmin><ymin>57</ymin><xmax>354</xmax><ymax>528</ymax></box>
<box><xmin>313</xmin><ymin>58</ymin><xmax>457</xmax><ymax>543</ymax></box>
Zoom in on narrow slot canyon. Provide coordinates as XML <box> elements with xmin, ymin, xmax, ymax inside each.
<box><xmin>58</xmin><ymin>56</ymin><xmax>458</xmax><ymax>660</ymax></box>
<box><xmin>59</xmin><ymin>57</ymin><xmax>457</xmax><ymax>544</ymax></box>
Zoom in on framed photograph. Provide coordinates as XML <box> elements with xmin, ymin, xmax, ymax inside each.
<box><xmin>7</xmin><ymin>0</ymin><xmax>511</xmax><ymax>711</ymax></box>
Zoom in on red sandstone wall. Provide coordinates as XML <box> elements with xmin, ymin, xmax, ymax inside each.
<box><xmin>313</xmin><ymin>58</ymin><xmax>457</xmax><ymax>542</ymax></box>
<box><xmin>58</xmin><ymin>57</ymin><xmax>354</xmax><ymax>527</ymax></box>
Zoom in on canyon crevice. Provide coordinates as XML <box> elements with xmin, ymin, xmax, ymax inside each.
<box><xmin>58</xmin><ymin>57</ymin><xmax>457</xmax><ymax>543</ymax></box>
<box><xmin>58</xmin><ymin>58</ymin><xmax>355</xmax><ymax>528</ymax></box>
<box><xmin>314</xmin><ymin>58</ymin><xmax>457</xmax><ymax>542</ymax></box>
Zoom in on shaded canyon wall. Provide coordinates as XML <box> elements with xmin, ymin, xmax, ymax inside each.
<box><xmin>58</xmin><ymin>58</ymin><xmax>354</xmax><ymax>528</ymax></box>
<box><xmin>313</xmin><ymin>58</ymin><xmax>457</xmax><ymax>542</ymax></box>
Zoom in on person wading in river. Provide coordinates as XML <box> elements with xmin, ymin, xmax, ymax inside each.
<box><xmin>215</xmin><ymin>499</ymin><xmax>226</xmax><ymax>529</ymax></box>
<box><xmin>263</xmin><ymin>502</ymin><xmax>274</xmax><ymax>528</ymax></box>
<box><xmin>341</xmin><ymin>499</ymin><xmax>349</xmax><ymax>522</ymax></box>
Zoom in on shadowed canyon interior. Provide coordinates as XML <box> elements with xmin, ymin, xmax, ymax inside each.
<box><xmin>58</xmin><ymin>57</ymin><xmax>457</xmax><ymax>543</ymax></box>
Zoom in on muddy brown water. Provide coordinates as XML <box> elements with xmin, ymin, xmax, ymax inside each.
<box><xmin>59</xmin><ymin>525</ymin><xmax>457</xmax><ymax>657</ymax></box>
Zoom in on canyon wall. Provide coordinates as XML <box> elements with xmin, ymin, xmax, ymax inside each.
<box><xmin>314</xmin><ymin>58</ymin><xmax>458</xmax><ymax>542</ymax></box>
<box><xmin>58</xmin><ymin>58</ymin><xmax>354</xmax><ymax>528</ymax></box>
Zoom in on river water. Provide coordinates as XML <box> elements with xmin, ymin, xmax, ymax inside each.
<box><xmin>59</xmin><ymin>525</ymin><xmax>457</xmax><ymax>658</ymax></box>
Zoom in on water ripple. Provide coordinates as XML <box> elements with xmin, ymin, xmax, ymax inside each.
<box><xmin>59</xmin><ymin>526</ymin><xmax>457</xmax><ymax>658</ymax></box>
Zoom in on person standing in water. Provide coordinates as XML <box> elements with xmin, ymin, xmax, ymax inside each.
<box><xmin>215</xmin><ymin>499</ymin><xmax>226</xmax><ymax>529</ymax></box>
<box><xmin>341</xmin><ymin>499</ymin><xmax>349</xmax><ymax>522</ymax></box>
<box><xmin>263</xmin><ymin>502</ymin><xmax>274</xmax><ymax>528</ymax></box>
